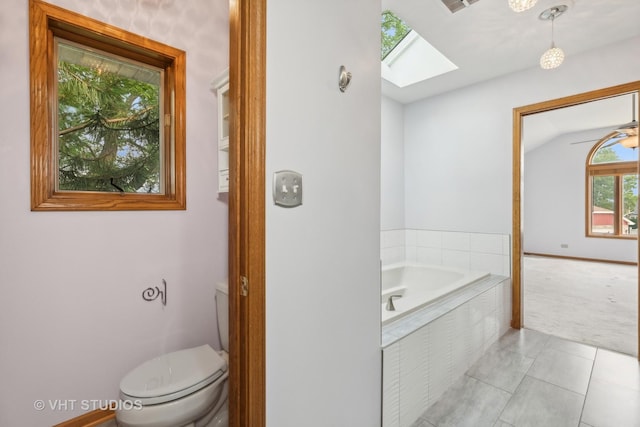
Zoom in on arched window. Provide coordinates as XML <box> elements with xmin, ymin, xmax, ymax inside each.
<box><xmin>586</xmin><ymin>132</ymin><xmax>638</xmax><ymax>238</ymax></box>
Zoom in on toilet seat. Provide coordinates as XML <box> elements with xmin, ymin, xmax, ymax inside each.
<box><xmin>120</xmin><ymin>345</ymin><xmax>227</xmax><ymax>405</ymax></box>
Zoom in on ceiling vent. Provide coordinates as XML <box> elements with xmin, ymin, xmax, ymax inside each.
<box><xmin>441</xmin><ymin>0</ymin><xmax>480</xmax><ymax>13</ymax></box>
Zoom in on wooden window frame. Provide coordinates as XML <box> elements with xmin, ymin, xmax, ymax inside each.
<box><xmin>585</xmin><ymin>138</ymin><xmax>638</xmax><ymax>239</ymax></box>
<box><xmin>29</xmin><ymin>0</ymin><xmax>186</xmax><ymax>211</ymax></box>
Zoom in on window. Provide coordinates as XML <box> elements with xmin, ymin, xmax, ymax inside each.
<box><xmin>586</xmin><ymin>132</ymin><xmax>638</xmax><ymax>238</ymax></box>
<box><xmin>30</xmin><ymin>0</ymin><xmax>186</xmax><ymax>210</ymax></box>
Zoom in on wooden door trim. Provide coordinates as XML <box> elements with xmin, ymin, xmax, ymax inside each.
<box><xmin>512</xmin><ymin>81</ymin><xmax>640</xmax><ymax>359</ymax></box>
<box><xmin>228</xmin><ymin>0</ymin><xmax>266</xmax><ymax>425</ymax></box>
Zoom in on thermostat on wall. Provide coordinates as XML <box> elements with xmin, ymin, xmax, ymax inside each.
<box><xmin>273</xmin><ymin>170</ymin><xmax>302</xmax><ymax>208</ymax></box>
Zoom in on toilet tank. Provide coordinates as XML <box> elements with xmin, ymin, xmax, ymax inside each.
<box><xmin>216</xmin><ymin>280</ymin><xmax>229</xmax><ymax>352</ymax></box>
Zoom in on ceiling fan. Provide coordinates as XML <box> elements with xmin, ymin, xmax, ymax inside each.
<box><xmin>570</xmin><ymin>93</ymin><xmax>638</xmax><ymax>148</ymax></box>
<box><xmin>611</xmin><ymin>93</ymin><xmax>638</xmax><ymax>148</ymax></box>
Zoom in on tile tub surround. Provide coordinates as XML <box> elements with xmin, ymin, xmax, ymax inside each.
<box><xmin>382</xmin><ymin>276</ymin><xmax>511</xmax><ymax>427</ymax></box>
<box><xmin>382</xmin><ymin>275</ymin><xmax>510</xmax><ymax>347</ymax></box>
<box><xmin>381</xmin><ymin>229</ymin><xmax>511</xmax><ymax>277</ymax></box>
<box><xmin>410</xmin><ymin>329</ymin><xmax>640</xmax><ymax>427</ymax></box>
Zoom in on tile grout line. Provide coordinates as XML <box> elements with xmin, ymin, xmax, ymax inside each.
<box><xmin>520</xmin><ymin>374</ymin><xmax>588</xmax><ymax>397</ymax></box>
<box><xmin>543</xmin><ymin>338</ymin><xmax>599</xmax><ymax>362</ymax></box>
<box><xmin>518</xmin><ymin>335</ymin><xmax>594</xmax><ymax>418</ymax></box>
<box><xmin>577</xmin><ymin>347</ymin><xmax>599</xmax><ymax>426</ymax></box>
<box><xmin>491</xmin><ymin>340</ymin><xmax>542</xmax><ymax>425</ymax></box>
<box><xmin>465</xmin><ymin>367</ymin><xmax>522</xmax><ymax>396</ymax></box>
<box><xmin>419</xmin><ymin>330</ymin><xmax>636</xmax><ymax>427</ymax></box>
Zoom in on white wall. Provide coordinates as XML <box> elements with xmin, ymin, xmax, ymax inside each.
<box><xmin>403</xmin><ymin>36</ymin><xmax>640</xmax><ymax>235</ymax></box>
<box><xmin>0</xmin><ymin>1</ymin><xmax>229</xmax><ymax>425</ymax></box>
<box><xmin>381</xmin><ymin>96</ymin><xmax>405</xmax><ymax>230</ymax></box>
<box><xmin>266</xmin><ymin>0</ymin><xmax>381</xmax><ymax>426</ymax></box>
<box><xmin>524</xmin><ymin>128</ymin><xmax>637</xmax><ymax>262</ymax></box>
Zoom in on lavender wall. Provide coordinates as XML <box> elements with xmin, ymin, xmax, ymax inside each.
<box><xmin>0</xmin><ymin>1</ymin><xmax>229</xmax><ymax>425</ymax></box>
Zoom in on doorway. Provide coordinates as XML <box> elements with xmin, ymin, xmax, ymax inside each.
<box><xmin>512</xmin><ymin>81</ymin><xmax>640</xmax><ymax>359</ymax></box>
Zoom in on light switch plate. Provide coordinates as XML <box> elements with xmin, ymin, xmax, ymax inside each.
<box><xmin>273</xmin><ymin>170</ymin><xmax>303</xmax><ymax>207</ymax></box>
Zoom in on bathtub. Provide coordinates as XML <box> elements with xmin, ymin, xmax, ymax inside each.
<box><xmin>381</xmin><ymin>263</ymin><xmax>489</xmax><ymax>325</ymax></box>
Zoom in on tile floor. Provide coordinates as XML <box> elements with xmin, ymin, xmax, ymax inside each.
<box><xmin>411</xmin><ymin>328</ymin><xmax>640</xmax><ymax>427</ymax></box>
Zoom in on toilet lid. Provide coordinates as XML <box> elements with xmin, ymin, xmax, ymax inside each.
<box><xmin>120</xmin><ymin>345</ymin><xmax>227</xmax><ymax>403</ymax></box>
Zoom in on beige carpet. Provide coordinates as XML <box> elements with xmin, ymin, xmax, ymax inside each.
<box><xmin>524</xmin><ymin>255</ymin><xmax>638</xmax><ymax>356</ymax></box>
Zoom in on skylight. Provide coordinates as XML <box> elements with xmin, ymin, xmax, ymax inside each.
<box><xmin>381</xmin><ymin>11</ymin><xmax>458</xmax><ymax>88</ymax></box>
<box><xmin>381</xmin><ymin>11</ymin><xmax>410</xmax><ymax>60</ymax></box>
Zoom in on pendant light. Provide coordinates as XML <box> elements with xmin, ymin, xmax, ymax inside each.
<box><xmin>539</xmin><ymin>5</ymin><xmax>567</xmax><ymax>70</ymax></box>
<box><xmin>508</xmin><ymin>0</ymin><xmax>537</xmax><ymax>13</ymax></box>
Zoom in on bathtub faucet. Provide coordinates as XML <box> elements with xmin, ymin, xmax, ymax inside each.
<box><xmin>386</xmin><ymin>295</ymin><xmax>402</xmax><ymax>311</ymax></box>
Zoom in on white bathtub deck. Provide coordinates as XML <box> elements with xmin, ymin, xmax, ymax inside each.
<box><xmin>381</xmin><ymin>274</ymin><xmax>508</xmax><ymax>348</ymax></box>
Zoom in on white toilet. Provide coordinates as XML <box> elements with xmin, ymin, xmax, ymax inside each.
<box><xmin>116</xmin><ymin>281</ymin><xmax>230</xmax><ymax>427</ymax></box>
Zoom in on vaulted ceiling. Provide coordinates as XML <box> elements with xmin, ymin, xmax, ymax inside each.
<box><xmin>381</xmin><ymin>0</ymin><xmax>640</xmax><ymax>104</ymax></box>
<box><xmin>381</xmin><ymin>0</ymin><xmax>640</xmax><ymax>151</ymax></box>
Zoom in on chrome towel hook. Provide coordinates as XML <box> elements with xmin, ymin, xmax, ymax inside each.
<box><xmin>339</xmin><ymin>65</ymin><xmax>352</xmax><ymax>92</ymax></box>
